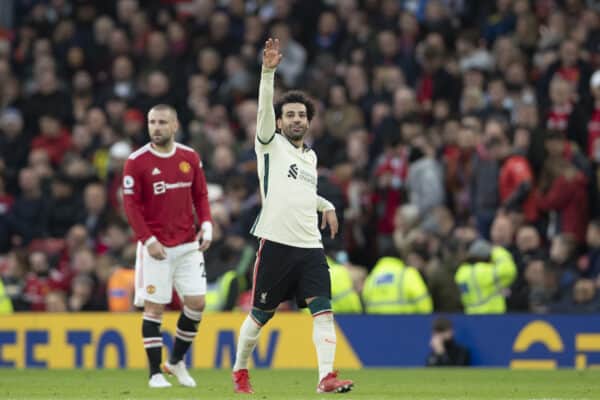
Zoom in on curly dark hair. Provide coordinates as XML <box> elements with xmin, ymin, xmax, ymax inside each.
<box><xmin>274</xmin><ymin>90</ymin><xmax>315</xmax><ymax>122</ymax></box>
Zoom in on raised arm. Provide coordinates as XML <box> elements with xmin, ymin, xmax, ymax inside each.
<box><xmin>256</xmin><ymin>38</ymin><xmax>282</xmax><ymax>145</ymax></box>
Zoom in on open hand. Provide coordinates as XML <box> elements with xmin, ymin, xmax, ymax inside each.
<box><xmin>262</xmin><ymin>38</ymin><xmax>283</xmax><ymax>69</ymax></box>
<box><xmin>147</xmin><ymin>241</ymin><xmax>167</xmax><ymax>260</ymax></box>
<box><xmin>196</xmin><ymin>230</ymin><xmax>212</xmax><ymax>252</ymax></box>
<box><xmin>321</xmin><ymin>209</ymin><xmax>339</xmax><ymax>239</ymax></box>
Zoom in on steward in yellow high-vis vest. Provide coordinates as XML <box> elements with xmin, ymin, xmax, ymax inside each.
<box><xmin>362</xmin><ymin>257</ymin><xmax>432</xmax><ymax>314</ymax></box>
<box><xmin>0</xmin><ymin>278</ymin><xmax>13</xmax><ymax>314</ymax></box>
<box><xmin>326</xmin><ymin>257</ymin><xmax>363</xmax><ymax>314</ymax></box>
<box><xmin>205</xmin><ymin>271</ymin><xmax>238</xmax><ymax>312</ymax></box>
<box><xmin>455</xmin><ymin>240</ymin><xmax>517</xmax><ymax>314</ymax></box>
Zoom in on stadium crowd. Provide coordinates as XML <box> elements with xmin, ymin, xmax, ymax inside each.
<box><xmin>0</xmin><ymin>0</ymin><xmax>600</xmax><ymax>314</ymax></box>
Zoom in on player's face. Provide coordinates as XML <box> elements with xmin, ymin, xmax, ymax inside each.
<box><xmin>147</xmin><ymin>109</ymin><xmax>177</xmax><ymax>147</ymax></box>
<box><xmin>278</xmin><ymin>103</ymin><xmax>309</xmax><ymax>142</ymax></box>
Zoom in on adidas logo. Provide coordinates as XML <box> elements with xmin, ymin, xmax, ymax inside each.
<box><xmin>152</xmin><ymin>167</ymin><xmax>161</xmax><ymax>175</ymax></box>
<box><xmin>287</xmin><ymin>163</ymin><xmax>298</xmax><ymax>179</ymax></box>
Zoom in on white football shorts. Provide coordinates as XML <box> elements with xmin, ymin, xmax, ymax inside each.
<box><xmin>134</xmin><ymin>241</ymin><xmax>206</xmax><ymax>307</ymax></box>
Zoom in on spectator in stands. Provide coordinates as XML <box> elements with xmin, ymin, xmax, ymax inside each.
<box><xmin>549</xmin><ymin>234</ymin><xmax>579</xmax><ymax>295</ymax></box>
<box><xmin>471</xmin><ymin>120</ymin><xmax>507</xmax><ymax>239</ymax></box>
<box><xmin>426</xmin><ymin>317</ymin><xmax>470</xmax><ymax>367</ymax></box>
<box><xmin>45</xmin><ymin>290</ymin><xmax>67</xmax><ymax>312</ymax></box>
<box><xmin>101</xmin><ymin>218</ymin><xmax>131</xmax><ymax>266</ymax></box>
<box><xmin>46</xmin><ymin>173</ymin><xmax>83</xmax><ymax>238</ymax></box>
<box><xmin>490</xmin><ymin>214</ymin><xmax>516</xmax><ymax>253</ymax></box>
<box><xmin>1</xmin><ymin>249</ymin><xmax>28</xmax><ymax>311</ymax></box>
<box><xmin>71</xmin><ymin>70</ymin><xmax>94</xmax><ymax>123</ymax></box>
<box><xmin>544</xmin><ymin>75</ymin><xmax>588</xmax><ymax>150</ymax></box>
<box><xmin>134</xmin><ymin>70</ymin><xmax>175</xmax><ymax>116</ymax></box>
<box><xmin>68</xmin><ymin>274</ymin><xmax>97</xmax><ymax>311</ymax></box>
<box><xmin>444</xmin><ymin>122</ymin><xmax>477</xmax><ymax>221</ymax></box>
<box><xmin>541</xmin><ymin>39</ymin><xmax>593</xmax><ymax>109</ymax></box>
<box><xmin>515</xmin><ymin>224</ymin><xmax>542</xmax><ymax>257</ymax></box>
<box><xmin>206</xmin><ymin>145</ymin><xmax>237</xmax><ymax>187</ymax></box>
<box><xmin>31</xmin><ymin>114</ymin><xmax>72</xmax><ymax>166</ymax></box>
<box><xmin>581</xmin><ymin>219</ymin><xmax>600</xmax><ymax>279</ymax></box>
<box><xmin>24</xmin><ymin>70</ymin><xmax>72</xmax><ymax>129</ymax></box>
<box><xmin>7</xmin><ymin>168</ymin><xmax>47</xmax><ymax>246</ymax></box>
<box><xmin>324</xmin><ymin>83</ymin><xmax>364</xmax><ymax>140</ymax></box>
<box><xmin>407</xmin><ymin>134</ymin><xmax>445</xmax><ymax>217</ymax></box>
<box><xmin>81</xmin><ymin>182</ymin><xmax>110</xmax><ymax>240</ymax></box>
<box><xmin>521</xmin><ymin>252</ymin><xmax>555</xmax><ymax>313</ymax></box>
<box><xmin>536</xmin><ymin>157</ymin><xmax>589</xmax><ymax>244</ymax></box>
<box><xmin>551</xmin><ymin>277</ymin><xmax>600</xmax><ymax>313</ymax></box>
<box><xmin>270</xmin><ymin>22</ymin><xmax>307</xmax><ymax>88</ymax></box>
<box><xmin>118</xmin><ymin>106</ymin><xmax>142</xmax><ymax>140</ymax></box>
<box><xmin>0</xmin><ymin>108</ymin><xmax>29</xmax><ymax>193</ymax></box>
<box><xmin>0</xmin><ymin>174</ymin><xmax>13</xmax><ymax>253</ymax></box>
<box><xmin>23</xmin><ymin>251</ymin><xmax>62</xmax><ymax>311</ymax></box>
<box><xmin>55</xmin><ymin>224</ymin><xmax>88</xmax><ymax>290</ymax></box>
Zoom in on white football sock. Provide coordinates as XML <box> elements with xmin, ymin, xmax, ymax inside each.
<box><xmin>313</xmin><ymin>312</ymin><xmax>336</xmax><ymax>381</ymax></box>
<box><xmin>233</xmin><ymin>314</ymin><xmax>262</xmax><ymax>371</ymax></box>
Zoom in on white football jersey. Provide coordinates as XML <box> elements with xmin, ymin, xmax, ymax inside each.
<box><xmin>251</xmin><ymin>68</ymin><xmax>333</xmax><ymax>248</ymax></box>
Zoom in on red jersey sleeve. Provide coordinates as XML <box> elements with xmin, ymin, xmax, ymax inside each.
<box><xmin>192</xmin><ymin>152</ymin><xmax>212</xmax><ymax>225</ymax></box>
<box><xmin>536</xmin><ymin>176</ymin><xmax>572</xmax><ymax>211</ymax></box>
<box><xmin>122</xmin><ymin>158</ymin><xmax>154</xmax><ymax>244</ymax></box>
<box><xmin>510</xmin><ymin>158</ymin><xmax>533</xmax><ymax>184</ymax></box>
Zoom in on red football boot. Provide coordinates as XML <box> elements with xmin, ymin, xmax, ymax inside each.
<box><xmin>232</xmin><ymin>369</ymin><xmax>254</xmax><ymax>394</ymax></box>
<box><xmin>317</xmin><ymin>371</ymin><xmax>354</xmax><ymax>393</ymax></box>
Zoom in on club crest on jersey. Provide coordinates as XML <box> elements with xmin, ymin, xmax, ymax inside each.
<box><xmin>260</xmin><ymin>292</ymin><xmax>267</xmax><ymax>304</ymax></box>
<box><xmin>287</xmin><ymin>163</ymin><xmax>298</xmax><ymax>179</ymax></box>
<box><xmin>179</xmin><ymin>161</ymin><xmax>191</xmax><ymax>173</ymax></box>
<box><xmin>146</xmin><ymin>285</ymin><xmax>156</xmax><ymax>294</ymax></box>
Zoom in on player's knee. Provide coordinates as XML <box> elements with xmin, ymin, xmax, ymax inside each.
<box><xmin>307</xmin><ymin>297</ymin><xmax>332</xmax><ymax>317</ymax></box>
<box><xmin>250</xmin><ymin>308</ymin><xmax>275</xmax><ymax>326</ymax></box>
<box><xmin>185</xmin><ymin>296</ymin><xmax>205</xmax><ymax>312</ymax></box>
<box><xmin>144</xmin><ymin>302</ymin><xmax>165</xmax><ymax>320</ymax></box>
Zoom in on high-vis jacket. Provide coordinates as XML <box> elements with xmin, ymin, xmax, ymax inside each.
<box><xmin>205</xmin><ymin>271</ymin><xmax>237</xmax><ymax>312</ymax></box>
<box><xmin>455</xmin><ymin>246</ymin><xmax>517</xmax><ymax>314</ymax></box>
<box><xmin>0</xmin><ymin>278</ymin><xmax>13</xmax><ymax>314</ymax></box>
<box><xmin>327</xmin><ymin>257</ymin><xmax>363</xmax><ymax>314</ymax></box>
<box><xmin>362</xmin><ymin>257</ymin><xmax>432</xmax><ymax>314</ymax></box>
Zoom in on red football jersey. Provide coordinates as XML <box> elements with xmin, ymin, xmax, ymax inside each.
<box><xmin>122</xmin><ymin>142</ymin><xmax>212</xmax><ymax>246</ymax></box>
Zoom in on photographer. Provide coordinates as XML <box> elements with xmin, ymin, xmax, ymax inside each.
<box><xmin>426</xmin><ymin>317</ymin><xmax>470</xmax><ymax>367</ymax></box>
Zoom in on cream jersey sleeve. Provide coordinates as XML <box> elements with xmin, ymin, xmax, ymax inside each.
<box><xmin>317</xmin><ymin>195</ymin><xmax>335</xmax><ymax>212</ymax></box>
<box><xmin>256</xmin><ymin>67</ymin><xmax>276</xmax><ymax>146</ymax></box>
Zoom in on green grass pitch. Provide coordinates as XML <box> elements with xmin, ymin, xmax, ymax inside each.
<box><xmin>1</xmin><ymin>369</ymin><xmax>599</xmax><ymax>399</ymax></box>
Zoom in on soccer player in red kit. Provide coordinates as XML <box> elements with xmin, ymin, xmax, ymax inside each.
<box><xmin>122</xmin><ymin>104</ymin><xmax>212</xmax><ymax>388</ymax></box>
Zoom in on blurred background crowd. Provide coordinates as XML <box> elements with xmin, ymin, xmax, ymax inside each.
<box><xmin>1</xmin><ymin>0</ymin><xmax>600</xmax><ymax>315</ymax></box>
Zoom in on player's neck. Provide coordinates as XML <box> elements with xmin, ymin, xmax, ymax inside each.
<box><xmin>151</xmin><ymin>141</ymin><xmax>175</xmax><ymax>154</ymax></box>
<box><xmin>283</xmin><ymin>132</ymin><xmax>304</xmax><ymax>149</ymax></box>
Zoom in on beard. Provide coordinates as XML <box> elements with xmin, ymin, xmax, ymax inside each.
<box><xmin>151</xmin><ymin>132</ymin><xmax>172</xmax><ymax>147</ymax></box>
<box><xmin>282</xmin><ymin>125</ymin><xmax>308</xmax><ymax>142</ymax></box>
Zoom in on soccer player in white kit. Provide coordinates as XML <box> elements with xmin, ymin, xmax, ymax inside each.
<box><xmin>231</xmin><ymin>38</ymin><xmax>354</xmax><ymax>394</ymax></box>
<box><xmin>122</xmin><ymin>104</ymin><xmax>213</xmax><ymax>388</ymax></box>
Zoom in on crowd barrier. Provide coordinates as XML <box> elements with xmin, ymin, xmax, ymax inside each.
<box><xmin>1</xmin><ymin>313</ymin><xmax>599</xmax><ymax>369</ymax></box>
